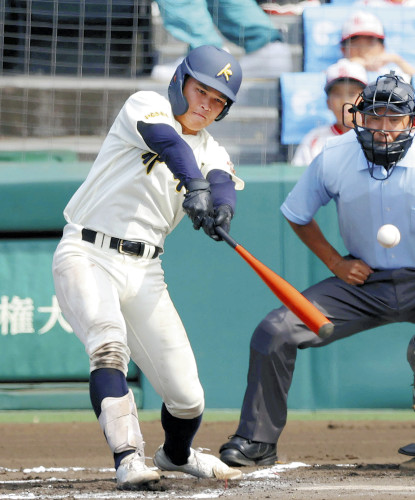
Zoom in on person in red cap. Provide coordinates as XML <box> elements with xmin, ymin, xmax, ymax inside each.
<box><xmin>291</xmin><ymin>59</ymin><xmax>368</xmax><ymax>166</ymax></box>
<box><xmin>340</xmin><ymin>10</ymin><xmax>415</xmax><ymax>82</ymax></box>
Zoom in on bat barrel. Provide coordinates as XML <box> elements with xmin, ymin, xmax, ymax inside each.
<box><xmin>217</xmin><ymin>228</ymin><xmax>334</xmax><ymax>339</ymax></box>
<box><xmin>318</xmin><ymin>322</ymin><xmax>334</xmax><ymax>339</ymax></box>
<box><xmin>235</xmin><ymin>244</ymin><xmax>334</xmax><ymax>338</ymax></box>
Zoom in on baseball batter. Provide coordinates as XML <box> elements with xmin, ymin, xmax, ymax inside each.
<box><xmin>52</xmin><ymin>45</ymin><xmax>243</xmax><ymax>489</ymax></box>
<box><xmin>220</xmin><ymin>72</ymin><xmax>415</xmax><ymax>467</ymax></box>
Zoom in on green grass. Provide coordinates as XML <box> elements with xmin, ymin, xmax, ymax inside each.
<box><xmin>0</xmin><ymin>408</ymin><xmax>413</xmax><ymax>424</ymax></box>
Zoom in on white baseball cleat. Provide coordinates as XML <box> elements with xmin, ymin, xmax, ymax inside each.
<box><xmin>116</xmin><ymin>450</ymin><xmax>160</xmax><ymax>490</ymax></box>
<box><xmin>153</xmin><ymin>445</ymin><xmax>242</xmax><ymax>480</ymax></box>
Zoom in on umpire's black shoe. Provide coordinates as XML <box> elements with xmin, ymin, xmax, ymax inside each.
<box><xmin>219</xmin><ymin>435</ymin><xmax>277</xmax><ymax>467</ymax></box>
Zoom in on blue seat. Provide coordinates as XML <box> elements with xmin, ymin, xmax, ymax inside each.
<box><xmin>302</xmin><ymin>5</ymin><xmax>415</xmax><ymax>73</ymax></box>
<box><xmin>279</xmin><ymin>72</ymin><xmax>335</xmax><ymax>146</ymax></box>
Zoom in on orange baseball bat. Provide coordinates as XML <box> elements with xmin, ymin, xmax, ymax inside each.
<box><xmin>216</xmin><ymin>227</ymin><xmax>334</xmax><ymax>339</ymax></box>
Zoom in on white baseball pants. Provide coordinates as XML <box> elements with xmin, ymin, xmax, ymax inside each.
<box><xmin>52</xmin><ymin>223</ymin><xmax>204</xmax><ymax>418</ymax></box>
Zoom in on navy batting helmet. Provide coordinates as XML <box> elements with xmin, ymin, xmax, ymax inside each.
<box><xmin>349</xmin><ymin>71</ymin><xmax>415</xmax><ymax>173</ymax></box>
<box><xmin>168</xmin><ymin>45</ymin><xmax>242</xmax><ymax>121</ymax></box>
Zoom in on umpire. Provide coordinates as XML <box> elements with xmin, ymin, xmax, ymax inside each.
<box><xmin>220</xmin><ymin>72</ymin><xmax>415</xmax><ymax>467</ymax></box>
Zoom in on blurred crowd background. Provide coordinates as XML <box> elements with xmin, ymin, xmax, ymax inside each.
<box><xmin>1</xmin><ymin>0</ymin><xmax>415</xmax><ymax>166</ymax></box>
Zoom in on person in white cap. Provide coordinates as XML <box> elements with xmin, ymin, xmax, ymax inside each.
<box><xmin>340</xmin><ymin>10</ymin><xmax>415</xmax><ymax>82</ymax></box>
<box><xmin>291</xmin><ymin>59</ymin><xmax>368</xmax><ymax>166</ymax></box>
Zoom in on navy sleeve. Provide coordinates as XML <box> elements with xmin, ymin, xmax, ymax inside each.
<box><xmin>207</xmin><ymin>169</ymin><xmax>236</xmax><ymax>212</ymax></box>
<box><xmin>137</xmin><ymin>121</ymin><xmax>203</xmax><ymax>185</ymax></box>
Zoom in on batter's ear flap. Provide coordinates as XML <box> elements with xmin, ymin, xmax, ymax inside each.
<box><xmin>168</xmin><ymin>69</ymin><xmax>189</xmax><ymax>117</ymax></box>
<box><xmin>215</xmin><ymin>100</ymin><xmax>231</xmax><ymax>121</ymax></box>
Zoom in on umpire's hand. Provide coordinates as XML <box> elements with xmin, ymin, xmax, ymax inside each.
<box><xmin>332</xmin><ymin>257</ymin><xmax>374</xmax><ymax>285</ymax></box>
<box><xmin>183</xmin><ymin>178</ymin><xmax>213</xmax><ymax>230</ymax></box>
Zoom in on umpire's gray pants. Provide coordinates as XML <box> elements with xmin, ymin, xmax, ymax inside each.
<box><xmin>235</xmin><ymin>267</ymin><xmax>415</xmax><ymax>444</ymax></box>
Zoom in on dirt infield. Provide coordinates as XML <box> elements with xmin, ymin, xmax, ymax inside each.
<box><xmin>2</xmin><ymin>417</ymin><xmax>415</xmax><ymax>499</ymax></box>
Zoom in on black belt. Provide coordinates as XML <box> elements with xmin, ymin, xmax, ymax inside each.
<box><xmin>81</xmin><ymin>228</ymin><xmax>161</xmax><ymax>259</ymax></box>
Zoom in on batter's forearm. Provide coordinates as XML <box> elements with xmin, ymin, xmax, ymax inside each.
<box><xmin>207</xmin><ymin>169</ymin><xmax>236</xmax><ymax>211</ymax></box>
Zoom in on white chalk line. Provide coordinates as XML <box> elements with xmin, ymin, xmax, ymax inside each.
<box><xmin>296</xmin><ymin>485</ymin><xmax>415</xmax><ymax>492</ymax></box>
<box><xmin>0</xmin><ymin>495</ymin><xmax>171</xmax><ymax>499</ymax></box>
<box><xmin>0</xmin><ymin>466</ymin><xmax>114</xmax><ymax>474</ymax></box>
<box><xmin>1</xmin><ymin>463</ymin><xmax>414</xmax><ymax>499</ymax></box>
<box><xmin>0</xmin><ymin>493</ymin><xmax>224</xmax><ymax>499</ymax></box>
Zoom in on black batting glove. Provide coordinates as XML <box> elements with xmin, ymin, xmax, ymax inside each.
<box><xmin>202</xmin><ymin>204</ymin><xmax>233</xmax><ymax>241</ymax></box>
<box><xmin>182</xmin><ymin>178</ymin><xmax>213</xmax><ymax>231</ymax></box>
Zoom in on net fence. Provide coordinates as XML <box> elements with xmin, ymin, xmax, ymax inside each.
<box><xmin>0</xmin><ymin>0</ymin><xmax>300</xmax><ymax>165</ymax></box>
<box><xmin>7</xmin><ymin>2</ymin><xmax>413</xmax><ymax>166</ymax></box>
<box><xmin>1</xmin><ymin>0</ymin><xmax>153</xmax><ymax>77</ymax></box>
<box><xmin>0</xmin><ymin>0</ymin><xmax>155</xmax><ymax>161</ymax></box>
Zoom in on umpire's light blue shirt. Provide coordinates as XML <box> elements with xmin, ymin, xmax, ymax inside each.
<box><xmin>281</xmin><ymin>130</ymin><xmax>415</xmax><ymax>270</ymax></box>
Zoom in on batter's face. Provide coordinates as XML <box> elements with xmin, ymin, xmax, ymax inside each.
<box><xmin>176</xmin><ymin>77</ymin><xmax>228</xmax><ymax>135</ymax></box>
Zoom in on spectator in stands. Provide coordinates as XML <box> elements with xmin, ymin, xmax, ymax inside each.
<box><xmin>340</xmin><ymin>11</ymin><xmax>415</xmax><ymax>82</ymax></box>
<box><xmin>151</xmin><ymin>0</ymin><xmax>293</xmax><ymax>80</ymax></box>
<box><xmin>291</xmin><ymin>59</ymin><xmax>368</xmax><ymax>166</ymax></box>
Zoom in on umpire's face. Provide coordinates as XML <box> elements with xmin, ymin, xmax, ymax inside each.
<box><xmin>364</xmin><ymin>108</ymin><xmax>413</xmax><ymax>143</ymax></box>
<box><xmin>177</xmin><ymin>77</ymin><xmax>227</xmax><ymax>135</ymax></box>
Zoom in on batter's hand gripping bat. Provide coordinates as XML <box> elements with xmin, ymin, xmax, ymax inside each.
<box><xmin>215</xmin><ymin>227</ymin><xmax>334</xmax><ymax>339</ymax></box>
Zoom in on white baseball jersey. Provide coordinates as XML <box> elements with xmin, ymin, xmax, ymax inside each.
<box><xmin>291</xmin><ymin>124</ymin><xmax>343</xmax><ymax>167</ymax></box>
<box><xmin>64</xmin><ymin>90</ymin><xmax>244</xmax><ymax>248</ymax></box>
<box><xmin>53</xmin><ymin>89</ymin><xmax>244</xmax><ymax>421</ymax></box>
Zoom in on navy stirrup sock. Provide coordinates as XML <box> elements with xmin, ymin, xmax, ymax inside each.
<box><xmin>161</xmin><ymin>403</ymin><xmax>202</xmax><ymax>465</ymax></box>
<box><xmin>89</xmin><ymin>368</ymin><xmax>130</xmax><ymax>469</ymax></box>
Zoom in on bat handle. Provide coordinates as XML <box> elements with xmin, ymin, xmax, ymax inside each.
<box><xmin>215</xmin><ymin>226</ymin><xmax>238</xmax><ymax>249</ymax></box>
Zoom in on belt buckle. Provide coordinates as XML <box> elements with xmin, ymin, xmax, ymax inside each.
<box><xmin>118</xmin><ymin>239</ymin><xmax>128</xmax><ymax>255</ymax></box>
<box><xmin>117</xmin><ymin>239</ymin><xmax>142</xmax><ymax>256</ymax></box>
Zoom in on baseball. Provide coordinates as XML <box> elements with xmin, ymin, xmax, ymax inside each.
<box><xmin>376</xmin><ymin>224</ymin><xmax>401</xmax><ymax>248</ymax></box>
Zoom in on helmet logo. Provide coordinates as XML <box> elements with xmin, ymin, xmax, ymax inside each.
<box><xmin>216</xmin><ymin>63</ymin><xmax>232</xmax><ymax>82</ymax></box>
